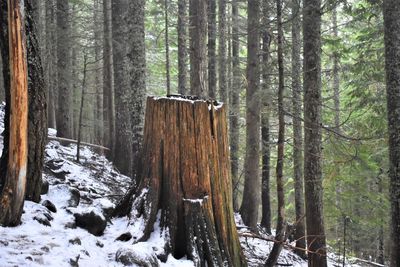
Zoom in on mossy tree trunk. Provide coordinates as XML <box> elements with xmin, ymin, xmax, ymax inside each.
<box><xmin>115</xmin><ymin>96</ymin><xmax>247</xmax><ymax>267</ymax></box>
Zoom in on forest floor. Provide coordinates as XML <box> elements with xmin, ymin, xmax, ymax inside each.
<box><xmin>0</xmin><ymin>104</ymin><xmax>369</xmax><ymax>267</ymax></box>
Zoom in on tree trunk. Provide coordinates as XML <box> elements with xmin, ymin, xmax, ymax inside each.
<box><xmin>102</xmin><ymin>0</ymin><xmax>115</xmax><ymax>156</ymax></box>
<box><xmin>189</xmin><ymin>0</ymin><xmax>208</xmax><ymax>97</ymax></box>
<box><xmin>240</xmin><ymin>0</ymin><xmax>261</xmax><ymax>231</ymax></box>
<box><xmin>56</xmin><ymin>0</ymin><xmax>72</xmax><ymax>139</ymax></box>
<box><xmin>260</xmin><ymin>0</ymin><xmax>271</xmax><ymax>234</ymax></box>
<box><xmin>0</xmin><ymin>0</ymin><xmax>10</xmax><ymax>191</ymax></box>
<box><xmin>229</xmin><ymin>0</ymin><xmax>240</xmax><ymax>211</ymax></box>
<box><xmin>115</xmin><ymin>96</ymin><xmax>247</xmax><ymax>266</ymax></box>
<box><xmin>265</xmin><ymin>0</ymin><xmax>286</xmax><ymax>264</ymax></box>
<box><xmin>76</xmin><ymin>55</ymin><xmax>88</xmax><ymax>163</ymax></box>
<box><xmin>177</xmin><ymin>0</ymin><xmax>188</xmax><ymax>95</ymax></box>
<box><xmin>112</xmin><ymin>0</ymin><xmax>133</xmax><ymax>176</ymax></box>
<box><xmin>0</xmin><ymin>0</ymin><xmax>28</xmax><ymax>226</ymax></box>
<box><xmin>126</xmin><ymin>0</ymin><xmax>146</xmax><ymax>181</ymax></box>
<box><xmin>383</xmin><ymin>0</ymin><xmax>400</xmax><ymax>266</ymax></box>
<box><xmin>0</xmin><ymin>49</ymin><xmax>4</xmax><ymax>102</ymax></box>
<box><xmin>164</xmin><ymin>0</ymin><xmax>171</xmax><ymax>95</ymax></box>
<box><xmin>208</xmin><ymin>0</ymin><xmax>216</xmax><ymax>99</ymax></box>
<box><xmin>93</xmin><ymin>0</ymin><xmax>103</xmax><ymax>145</ymax></box>
<box><xmin>303</xmin><ymin>0</ymin><xmax>327</xmax><ymax>265</ymax></box>
<box><xmin>218</xmin><ymin>0</ymin><xmax>227</xmax><ymax>104</ymax></box>
<box><xmin>24</xmin><ymin>0</ymin><xmax>47</xmax><ymax>203</ymax></box>
<box><xmin>45</xmin><ymin>0</ymin><xmax>56</xmax><ymax>130</ymax></box>
<box><xmin>291</xmin><ymin>0</ymin><xmax>306</xmax><ymax>259</ymax></box>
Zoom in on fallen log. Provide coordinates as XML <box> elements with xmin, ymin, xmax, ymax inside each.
<box><xmin>47</xmin><ymin>136</ymin><xmax>110</xmax><ymax>151</ymax></box>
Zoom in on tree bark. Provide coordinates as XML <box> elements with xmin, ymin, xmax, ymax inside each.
<box><xmin>112</xmin><ymin>0</ymin><xmax>133</xmax><ymax>176</ymax></box>
<box><xmin>383</xmin><ymin>0</ymin><xmax>400</xmax><ymax>266</ymax></box>
<box><xmin>0</xmin><ymin>0</ymin><xmax>28</xmax><ymax>226</ymax></box>
<box><xmin>240</xmin><ymin>0</ymin><xmax>261</xmax><ymax>231</ymax></box>
<box><xmin>24</xmin><ymin>0</ymin><xmax>47</xmax><ymax>203</ymax></box>
<box><xmin>265</xmin><ymin>0</ymin><xmax>286</xmax><ymax>264</ymax></box>
<box><xmin>177</xmin><ymin>0</ymin><xmax>188</xmax><ymax>95</ymax></box>
<box><xmin>164</xmin><ymin>0</ymin><xmax>171</xmax><ymax>95</ymax></box>
<box><xmin>218</xmin><ymin>0</ymin><xmax>227</xmax><ymax>104</ymax></box>
<box><xmin>303</xmin><ymin>0</ymin><xmax>327</xmax><ymax>265</ymax></box>
<box><xmin>260</xmin><ymin>0</ymin><xmax>271</xmax><ymax>234</ymax></box>
<box><xmin>229</xmin><ymin>0</ymin><xmax>240</xmax><ymax>211</ymax></box>
<box><xmin>208</xmin><ymin>0</ymin><xmax>216</xmax><ymax>99</ymax></box>
<box><xmin>102</xmin><ymin>0</ymin><xmax>115</xmax><ymax>155</ymax></box>
<box><xmin>0</xmin><ymin>0</ymin><xmax>10</xmax><ymax>191</ymax></box>
<box><xmin>93</xmin><ymin>0</ymin><xmax>104</xmax><ymax>145</ymax></box>
<box><xmin>114</xmin><ymin>96</ymin><xmax>247</xmax><ymax>266</ymax></box>
<box><xmin>56</xmin><ymin>0</ymin><xmax>72</xmax><ymax>139</ymax></box>
<box><xmin>291</xmin><ymin>0</ymin><xmax>306</xmax><ymax>259</ymax></box>
<box><xmin>45</xmin><ymin>0</ymin><xmax>56</xmax><ymax>130</ymax></box>
<box><xmin>189</xmin><ymin>0</ymin><xmax>208</xmax><ymax>97</ymax></box>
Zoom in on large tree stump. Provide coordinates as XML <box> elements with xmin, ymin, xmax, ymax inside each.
<box><xmin>115</xmin><ymin>96</ymin><xmax>246</xmax><ymax>266</ymax></box>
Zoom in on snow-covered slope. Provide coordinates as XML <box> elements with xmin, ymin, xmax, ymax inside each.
<box><xmin>0</xmin><ymin>103</ymin><xmax>369</xmax><ymax>266</ymax></box>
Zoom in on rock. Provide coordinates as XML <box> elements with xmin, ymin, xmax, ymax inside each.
<box><xmin>34</xmin><ymin>215</ymin><xmax>51</xmax><ymax>227</ymax></box>
<box><xmin>41</xmin><ymin>179</ymin><xmax>49</xmax><ymax>195</ymax></box>
<box><xmin>115</xmin><ymin>247</ymin><xmax>159</xmax><ymax>267</ymax></box>
<box><xmin>116</xmin><ymin>232</ymin><xmax>132</xmax><ymax>242</ymax></box>
<box><xmin>74</xmin><ymin>210</ymin><xmax>107</xmax><ymax>236</ymax></box>
<box><xmin>47</xmin><ymin>184</ymin><xmax>80</xmax><ymax>208</ymax></box>
<box><xmin>68</xmin><ymin>187</ymin><xmax>80</xmax><ymax>207</ymax></box>
<box><xmin>96</xmin><ymin>240</ymin><xmax>104</xmax><ymax>248</ymax></box>
<box><xmin>69</xmin><ymin>238</ymin><xmax>82</xmax><ymax>245</ymax></box>
<box><xmin>40</xmin><ymin>246</ymin><xmax>50</xmax><ymax>252</ymax></box>
<box><xmin>69</xmin><ymin>255</ymin><xmax>80</xmax><ymax>267</ymax></box>
<box><xmin>0</xmin><ymin>240</ymin><xmax>9</xmax><ymax>246</ymax></box>
<box><xmin>65</xmin><ymin>221</ymin><xmax>76</xmax><ymax>229</ymax></box>
<box><xmin>42</xmin><ymin>200</ymin><xmax>57</xmax><ymax>213</ymax></box>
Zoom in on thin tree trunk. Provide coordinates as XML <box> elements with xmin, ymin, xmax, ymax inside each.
<box><xmin>260</xmin><ymin>0</ymin><xmax>271</xmax><ymax>234</ymax></box>
<box><xmin>24</xmin><ymin>0</ymin><xmax>47</xmax><ymax>203</ymax></box>
<box><xmin>383</xmin><ymin>0</ymin><xmax>400</xmax><ymax>265</ymax></box>
<box><xmin>240</xmin><ymin>0</ymin><xmax>261</xmax><ymax>231</ymax></box>
<box><xmin>229</xmin><ymin>0</ymin><xmax>240</xmax><ymax>211</ymax></box>
<box><xmin>94</xmin><ymin>0</ymin><xmax>103</xmax><ymax>145</ymax></box>
<box><xmin>56</xmin><ymin>0</ymin><xmax>72</xmax><ymax>138</ymax></box>
<box><xmin>0</xmin><ymin>49</ymin><xmax>4</xmax><ymax>102</ymax></box>
<box><xmin>0</xmin><ymin>0</ymin><xmax>29</xmax><ymax>226</ymax></box>
<box><xmin>103</xmin><ymin>0</ymin><xmax>115</xmax><ymax>155</ymax></box>
<box><xmin>77</xmin><ymin>55</ymin><xmax>88</xmax><ymax>163</ymax></box>
<box><xmin>189</xmin><ymin>0</ymin><xmax>207</xmax><ymax>97</ymax></box>
<box><xmin>303</xmin><ymin>0</ymin><xmax>328</xmax><ymax>265</ymax></box>
<box><xmin>265</xmin><ymin>0</ymin><xmax>286</xmax><ymax>264</ymax></box>
<box><xmin>218</xmin><ymin>0</ymin><xmax>227</xmax><ymax>104</ymax></box>
<box><xmin>45</xmin><ymin>0</ymin><xmax>56</xmax><ymax>129</ymax></box>
<box><xmin>177</xmin><ymin>0</ymin><xmax>188</xmax><ymax>95</ymax></box>
<box><xmin>164</xmin><ymin>0</ymin><xmax>171</xmax><ymax>95</ymax></box>
<box><xmin>291</xmin><ymin>0</ymin><xmax>306</xmax><ymax>259</ymax></box>
<box><xmin>207</xmin><ymin>0</ymin><xmax>216</xmax><ymax>98</ymax></box>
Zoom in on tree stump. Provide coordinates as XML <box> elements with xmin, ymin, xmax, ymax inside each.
<box><xmin>115</xmin><ymin>96</ymin><xmax>246</xmax><ymax>266</ymax></box>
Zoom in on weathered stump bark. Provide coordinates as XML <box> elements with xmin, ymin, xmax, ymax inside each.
<box><xmin>115</xmin><ymin>96</ymin><xmax>246</xmax><ymax>266</ymax></box>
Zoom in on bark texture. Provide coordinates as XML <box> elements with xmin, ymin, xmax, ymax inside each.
<box><xmin>189</xmin><ymin>0</ymin><xmax>208</xmax><ymax>97</ymax></box>
<box><xmin>229</xmin><ymin>0</ymin><xmax>240</xmax><ymax>211</ymax></box>
<box><xmin>291</xmin><ymin>0</ymin><xmax>306</xmax><ymax>259</ymax></box>
<box><xmin>177</xmin><ymin>0</ymin><xmax>188</xmax><ymax>95</ymax></box>
<box><xmin>24</xmin><ymin>0</ymin><xmax>47</xmax><ymax>203</ymax></box>
<box><xmin>115</xmin><ymin>96</ymin><xmax>247</xmax><ymax>266</ymax></box>
<box><xmin>303</xmin><ymin>0</ymin><xmax>327</xmax><ymax>265</ymax></box>
<box><xmin>218</xmin><ymin>0</ymin><xmax>227</xmax><ymax>104</ymax></box>
<box><xmin>0</xmin><ymin>0</ymin><xmax>29</xmax><ymax>226</ymax></box>
<box><xmin>383</xmin><ymin>0</ymin><xmax>400</xmax><ymax>266</ymax></box>
<box><xmin>56</xmin><ymin>0</ymin><xmax>72</xmax><ymax>138</ymax></box>
<box><xmin>240</xmin><ymin>0</ymin><xmax>261</xmax><ymax>231</ymax></box>
<box><xmin>265</xmin><ymin>0</ymin><xmax>286</xmax><ymax>264</ymax></box>
<box><xmin>260</xmin><ymin>0</ymin><xmax>271</xmax><ymax>233</ymax></box>
<box><xmin>45</xmin><ymin>0</ymin><xmax>56</xmax><ymax>129</ymax></box>
<box><xmin>208</xmin><ymin>0</ymin><xmax>216</xmax><ymax>98</ymax></box>
<box><xmin>103</xmin><ymin>0</ymin><xmax>115</xmax><ymax>155</ymax></box>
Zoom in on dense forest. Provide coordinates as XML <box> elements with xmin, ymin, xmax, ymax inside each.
<box><xmin>0</xmin><ymin>0</ymin><xmax>400</xmax><ymax>266</ymax></box>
